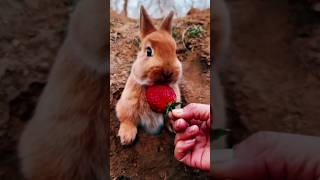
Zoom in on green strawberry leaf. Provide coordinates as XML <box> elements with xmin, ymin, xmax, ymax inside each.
<box><xmin>163</xmin><ymin>102</ymin><xmax>182</xmax><ymax>121</ymax></box>
<box><xmin>170</xmin><ymin>102</ymin><xmax>182</xmax><ymax>108</ymax></box>
<box><xmin>211</xmin><ymin>128</ymin><xmax>231</xmax><ymax>141</ymax></box>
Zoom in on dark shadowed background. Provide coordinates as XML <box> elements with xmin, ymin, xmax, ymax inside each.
<box><xmin>222</xmin><ymin>0</ymin><xmax>320</xmax><ymax>145</ymax></box>
<box><xmin>0</xmin><ymin>0</ymin><xmax>71</xmax><ymax>179</ymax></box>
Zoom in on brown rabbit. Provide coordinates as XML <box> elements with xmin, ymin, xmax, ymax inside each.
<box><xmin>116</xmin><ymin>7</ymin><xmax>182</xmax><ymax>145</ymax></box>
<box><xmin>18</xmin><ymin>0</ymin><xmax>108</xmax><ymax>179</ymax></box>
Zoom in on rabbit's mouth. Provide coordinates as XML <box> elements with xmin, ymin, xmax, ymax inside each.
<box><xmin>145</xmin><ymin>67</ymin><xmax>180</xmax><ymax>85</ymax></box>
<box><xmin>138</xmin><ymin>76</ymin><xmax>176</xmax><ymax>86</ymax></box>
<box><xmin>133</xmin><ymin>67</ymin><xmax>180</xmax><ymax>85</ymax></box>
<box><xmin>153</xmin><ymin>78</ymin><xmax>173</xmax><ymax>84</ymax></box>
<box><xmin>152</xmin><ymin>71</ymin><xmax>177</xmax><ymax>84</ymax></box>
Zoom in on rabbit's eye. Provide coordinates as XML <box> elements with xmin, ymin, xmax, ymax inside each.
<box><xmin>146</xmin><ymin>47</ymin><xmax>153</xmax><ymax>57</ymax></box>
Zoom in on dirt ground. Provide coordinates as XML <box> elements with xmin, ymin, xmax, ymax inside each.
<box><xmin>0</xmin><ymin>0</ymin><xmax>320</xmax><ymax>179</ymax></box>
<box><xmin>110</xmin><ymin>10</ymin><xmax>210</xmax><ymax>179</ymax></box>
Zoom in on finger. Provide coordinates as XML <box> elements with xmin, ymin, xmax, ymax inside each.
<box><xmin>175</xmin><ymin>125</ymin><xmax>199</xmax><ymax>144</ymax></box>
<box><xmin>182</xmin><ymin>103</ymin><xmax>210</xmax><ymax>121</ymax></box>
<box><xmin>189</xmin><ymin>119</ymin><xmax>203</xmax><ymax>126</ymax></box>
<box><xmin>170</xmin><ymin>109</ymin><xmax>184</xmax><ymax>119</ymax></box>
<box><xmin>169</xmin><ymin>119</ymin><xmax>174</xmax><ymax>127</ymax></box>
<box><xmin>168</xmin><ymin>111</ymin><xmax>174</xmax><ymax>120</ymax></box>
<box><xmin>174</xmin><ymin>139</ymin><xmax>196</xmax><ymax>160</ymax></box>
<box><xmin>173</xmin><ymin>119</ymin><xmax>189</xmax><ymax>132</ymax></box>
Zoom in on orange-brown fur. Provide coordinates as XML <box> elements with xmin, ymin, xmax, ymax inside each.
<box><xmin>18</xmin><ymin>0</ymin><xmax>107</xmax><ymax>179</ymax></box>
<box><xmin>116</xmin><ymin>7</ymin><xmax>182</xmax><ymax>145</ymax></box>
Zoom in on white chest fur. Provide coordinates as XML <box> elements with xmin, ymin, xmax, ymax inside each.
<box><xmin>139</xmin><ymin>110</ymin><xmax>164</xmax><ymax>135</ymax></box>
<box><xmin>140</xmin><ymin>83</ymin><xmax>180</xmax><ymax>135</ymax></box>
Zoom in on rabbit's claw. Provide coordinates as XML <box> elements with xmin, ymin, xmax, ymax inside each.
<box><xmin>118</xmin><ymin>122</ymin><xmax>137</xmax><ymax>145</ymax></box>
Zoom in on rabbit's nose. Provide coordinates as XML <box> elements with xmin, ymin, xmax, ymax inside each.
<box><xmin>162</xmin><ymin>71</ymin><xmax>173</xmax><ymax>80</ymax></box>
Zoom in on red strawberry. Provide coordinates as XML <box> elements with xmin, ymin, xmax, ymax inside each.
<box><xmin>145</xmin><ymin>84</ymin><xmax>177</xmax><ymax>113</ymax></box>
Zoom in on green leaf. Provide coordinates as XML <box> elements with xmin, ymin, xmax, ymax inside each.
<box><xmin>170</xmin><ymin>102</ymin><xmax>182</xmax><ymax>109</ymax></box>
<box><xmin>186</xmin><ymin>25</ymin><xmax>204</xmax><ymax>38</ymax></box>
<box><xmin>211</xmin><ymin>129</ymin><xmax>231</xmax><ymax>141</ymax></box>
<box><xmin>163</xmin><ymin>102</ymin><xmax>182</xmax><ymax>121</ymax></box>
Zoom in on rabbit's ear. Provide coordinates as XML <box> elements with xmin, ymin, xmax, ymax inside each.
<box><xmin>160</xmin><ymin>11</ymin><xmax>174</xmax><ymax>34</ymax></box>
<box><xmin>140</xmin><ymin>6</ymin><xmax>156</xmax><ymax>39</ymax></box>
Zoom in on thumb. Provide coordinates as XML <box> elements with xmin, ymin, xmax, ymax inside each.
<box><xmin>171</xmin><ymin>109</ymin><xmax>184</xmax><ymax>119</ymax></box>
<box><xmin>182</xmin><ymin>103</ymin><xmax>210</xmax><ymax>121</ymax></box>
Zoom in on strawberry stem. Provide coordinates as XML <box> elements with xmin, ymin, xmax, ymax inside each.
<box><xmin>163</xmin><ymin>102</ymin><xmax>182</xmax><ymax>121</ymax></box>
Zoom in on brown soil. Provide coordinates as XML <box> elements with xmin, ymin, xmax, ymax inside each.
<box><xmin>110</xmin><ymin>10</ymin><xmax>210</xmax><ymax>179</ymax></box>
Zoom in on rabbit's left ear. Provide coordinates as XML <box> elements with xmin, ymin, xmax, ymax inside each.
<box><xmin>160</xmin><ymin>11</ymin><xmax>174</xmax><ymax>34</ymax></box>
<box><xmin>140</xmin><ymin>6</ymin><xmax>156</xmax><ymax>39</ymax></box>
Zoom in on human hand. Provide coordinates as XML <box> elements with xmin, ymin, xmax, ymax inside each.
<box><xmin>169</xmin><ymin>103</ymin><xmax>211</xmax><ymax>170</ymax></box>
<box><xmin>213</xmin><ymin>131</ymin><xmax>320</xmax><ymax>179</ymax></box>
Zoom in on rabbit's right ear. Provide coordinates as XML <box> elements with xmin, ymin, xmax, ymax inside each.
<box><xmin>140</xmin><ymin>6</ymin><xmax>156</xmax><ymax>39</ymax></box>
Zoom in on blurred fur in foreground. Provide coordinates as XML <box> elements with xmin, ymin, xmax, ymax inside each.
<box><xmin>18</xmin><ymin>0</ymin><xmax>108</xmax><ymax>179</ymax></box>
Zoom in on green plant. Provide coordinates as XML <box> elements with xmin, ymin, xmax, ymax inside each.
<box><xmin>186</xmin><ymin>25</ymin><xmax>204</xmax><ymax>38</ymax></box>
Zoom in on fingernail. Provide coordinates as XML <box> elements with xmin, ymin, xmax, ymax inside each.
<box><xmin>184</xmin><ymin>139</ymin><xmax>195</xmax><ymax>145</ymax></box>
<box><xmin>173</xmin><ymin>109</ymin><xmax>184</xmax><ymax>116</ymax></box>
<box><xmin>187</xmin><ymin>125</ymin><xmax>198</xmax><ymax>133</ymax></box>
<box><xmin>176</xmin><ymin>119</ymin><xmax>183</xmax><ymax>126</ymax></box>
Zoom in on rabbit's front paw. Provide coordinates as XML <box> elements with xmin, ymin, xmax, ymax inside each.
<box><xmin>118</xmin><ymin>122</ymin><xmax>137</xmax><ymax>145</ymax></box>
